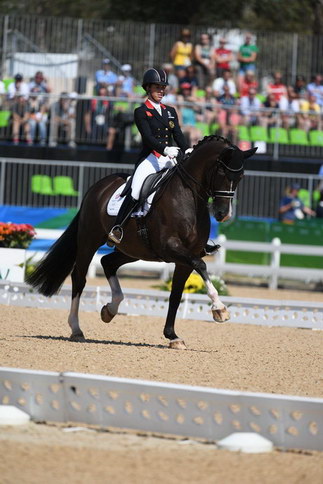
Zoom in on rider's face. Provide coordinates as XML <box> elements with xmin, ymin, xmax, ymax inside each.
<box><xmin>149</xmin><ymin>83</ymin><xmax>166</xmax><ymax>103</ymax></box>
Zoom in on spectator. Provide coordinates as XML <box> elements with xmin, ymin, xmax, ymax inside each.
<box><xmin>28</xmin><ymin>88</ymin><xmax>49</xmax><ymax>145</ymax></box>
<box><xmin>115</xmin><ymin>64</ymin><xmax>135</xmax><ymax>98</ymax></box>
<box><xmin>11</xmin><ymin>94</ymin><xmax>32</xmax><ymax>145</ymax></box>
<box><xmin>238</xmin><ymin>70</ymin><xmax>258</xmax><ymax>97</ymax></box>
<box><xmin>50</xmin><ymin>92</ymin><xmax>76</xmax><ymax>147</ymax></box>
<box><xmin>170</xmin><ymin>28</ymin><xmax>193</xmax><ymax>74</ymax></box>
<box><xmin>84</xmin><ymin>86</ymin><xmax>111</xmax><ymax>145</ymax></box>
<box><xmin>178</xmin><ymin>65</ymin><xmax>199</xmax><ymax>94</ymax></box>
<box><xmin>294</xmin><ymin>75</ymin><xmax>307</xmax><ymax>98</ymax></box>
<box><xmin>212</xmin><ymin>69</ymin><xmax>236</xmax><ymax>98</ymax></box>
<box><xmin>177</xmin><ymin>83</ymin><xmax>203</xmax><ymax>145</ymax></box>
<box><xmin>267</xmin><ymin>71</ymin><xmax>288</xmax><ymax>103</ymax></box>
<box><xmin>307</xmin><ymin>74</ymin><xmax>323</xmax><ymax>109</ymax></box>
<box><xmin>237</xmin><ymin>33</ymin><xmax>258</xmax><ymax>80</ymax></box>
<box><xmin>106</xmin><ymin>102</ymin><xmax>134</xmax><ymax>154</ymax></box>
<box><xmin>193</xmin><ymin>33</ymin><xmax>214</xmax><ymax>89</ymax></box>
<box><xmin>240</xmin><ymin>87</ymin><xmax>263</xmax><ymax>126</ymax></box>
<box><xmin>7</xmin><ymin>73</ymin><xmax>29</xmax><ymax>100</ymax></box>
<box><xmin>214</xmin><ymin>37</ymin><xmax>233</xmax><ymax>78</ymax></box>
<box><xmin>299</xmin><ymin>93</ymin><xmax>321</xmax><ymax>131</ymax></box>
<box><xmin>95</xmin><ymin>59</ymin><xmax>118</xmax><ymax>95</ymax></box>
<box><xmin>279</xmin><ymin>86</ymin><xmax>301</xmax><ymax>129</ymax></box>
<box><xmin>217</xmin><ymin>84</ymin><xmax>240</xmax><ymax>142</ymax></box>
<box><xmin>316</xmin><ymin>190</ymin><xmax>323</xmax><ymax>218</ymax></box>
<box><xmin>161</xmin><ymin>63</ymin><xmax>179</xmax><ymax>92</ymax></box>
<box><xmin>201</xmin><ymin>85</ymin><xmax>219</xmax><ymax>127</ymax></box>
<box><xmin>279</xmin><ymin>183</ymin><xmax>315</xmax><ymax>223</ymax></box>
<box><xmin>262</xmin><ymin>93</ymin><xmax>279</xmax><ymax>129</ymax></box>
<box><xmin>28</xmin><ymin>71</ymin><xmax>51</xmax><ymax>94</ymax></box>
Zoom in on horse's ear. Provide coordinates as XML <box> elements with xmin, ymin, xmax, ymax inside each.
<box><xmin>243</xmin><ymin>147</ymin><xmax>258</xmax><ymax>159</ymax></box>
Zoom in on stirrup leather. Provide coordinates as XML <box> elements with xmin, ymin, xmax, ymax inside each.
<box><xmin>108</xmin><ymin>225</ymin><xmax>124</xmax><ymax>244</ymax></box>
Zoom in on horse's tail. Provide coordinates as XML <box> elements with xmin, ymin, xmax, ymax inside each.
<box><xmin>26</xmin><ymin>212</ymin><xmax>80</xmax><ymax>297</ymax></box>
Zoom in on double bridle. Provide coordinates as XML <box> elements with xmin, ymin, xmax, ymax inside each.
<box><xmin>176</xmin><ymin>153</ymin><xmax>243</xmax><ymax>202</ymax></box>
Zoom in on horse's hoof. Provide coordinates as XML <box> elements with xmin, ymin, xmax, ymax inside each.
<box><xmin>69</xmin><ymin>331</ymin><xmax>85</xmax><ymax>341</ymax></box>
<box><xmin>169</xmin><ymin>339</ymin><xmax>187</xmax><ymax>350</ymax></box>
<box><xmin>212</xmin><ymin>307</ymin><xmax>230</xmax><ymax>323</ymax></box>
<box><xmin>101</xmin><ymin>305</ymin><xmax>115</xmax><ymax>323</ymax></box>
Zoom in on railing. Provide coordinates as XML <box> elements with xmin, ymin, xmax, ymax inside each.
<box><xmin>0</xmin><ymin>156</ymin><xmax>322</xmax><ymax>219</ymax></box>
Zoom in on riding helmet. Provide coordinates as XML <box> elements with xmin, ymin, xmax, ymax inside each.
<box><xmin>142</xmin><ymin>68</ymin><xmax>169</xmax><ymax>90</ymax></box>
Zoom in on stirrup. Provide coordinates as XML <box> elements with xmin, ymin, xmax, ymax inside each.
<box><xmin>108</xmin><ymin>225</ymin><xmax>124</xmax><ymax>244</ymax></box>
<box><xmin>204</xmin><ymin>242</ymin><xmax>221</xmax><ymax>255</ymax></box>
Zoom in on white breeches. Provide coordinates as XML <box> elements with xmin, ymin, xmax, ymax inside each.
<box><xmin>131</xmin><ymin>153</ymin><xmax>175</xmax><ymax>200</ymax></box>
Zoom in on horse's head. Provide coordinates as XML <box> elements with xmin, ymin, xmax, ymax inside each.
<box><xmin>211</xmin><ymin>145</ymin><xmax>257</xmax><ymax>222</ymax></box>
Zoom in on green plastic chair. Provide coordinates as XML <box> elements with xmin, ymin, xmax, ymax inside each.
<box><xmin>196</xmin><ymin>121</ymin><xmax>210</xmax><ymax>136</ymax></box>
<box><xmin>237</xmin><ymin>125</ymin><xmax>250</xmax><ymax>141</ymax></box>
<box><xmin>249</xmin><ymin>125</ymin><xmax>268</xmax><ymax>142</ymax></box>
<box><xmin>133</xmin><ymin>85</ymin><xmax>145</xmax><ymax>96</ymax></box>
<box><xmin>209</xmin><ymin>122</ymin><xmax>219</xmax><ymax>134</ymax></box>
<box><xmin>31</xmin><ymin>175</ymin><xmax>55</xmax><ymax>195</ymax></box>
<box><xmin>298</xmin><ymin>188</ymin><xmax>311</xmax><ymax>208</ymax></box>
<box><xmin>269</xmin><ymin>127</ymin><xmax>289</xmax><ymax>144</ymax></box>
<box><xmin>3</xmin><ymin>78</ymin><xmax>14</xmax><ymax>92</ymax></box>
<box><xmin>195</xmin><ymin>89</ymin><xmax>206</xmax><ymax>98</ymax></box>
<box><xmin>308</xmin><ymin>130</ymin><xmax>323</xmax><ymax>147</ymax></box>
<box><xmin>289</xmin><ymin>129</ymin><xmax>309</xmax><ymax>146</ymax></box>
<box><xmin>0</xmin><ymin>110</ymin><xmax>11</xmax><ymax>128</ymax></box>
<box><xmin>53</xmin><ymin>176</ymin><xmax>79</xmax><ymax>196</ymax></box>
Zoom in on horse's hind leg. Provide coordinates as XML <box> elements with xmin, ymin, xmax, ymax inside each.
<box><xmin>164</xmin><ymin>264</ymin><xmax>192</xmax><ymax>349</ymax></box>
<box><xmin>100</xmin><ymin>251</ymin><xmax>138</xmax><ymax>323</ymax></box>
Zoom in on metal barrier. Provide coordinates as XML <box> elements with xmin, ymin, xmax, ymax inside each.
<box><xmin>0</xmin><ymin>156</ymin><xmax>322</xmax><ymax>218</ymax></box>
<box><xmin>1</xmin><ymin>367</ymin><xmax>322</xmax><ymax>451</ymax></box>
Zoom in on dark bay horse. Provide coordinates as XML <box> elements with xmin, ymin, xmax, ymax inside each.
<box><xmin>27</xmin><ymin>135</ymin><xmax>257</xmax><ymax>349</ymax></box>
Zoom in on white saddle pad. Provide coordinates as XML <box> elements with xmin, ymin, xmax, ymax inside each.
<box><xmin>107</xmin><ymin>182</ymin><xmax>155</xmax><ymax>217</ymax></box>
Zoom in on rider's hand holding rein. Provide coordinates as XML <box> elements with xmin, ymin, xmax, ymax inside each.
<box><xmin>164</xmin><ymin>146</ymin><xmax>180</xmax><ymax>158</ymax></box>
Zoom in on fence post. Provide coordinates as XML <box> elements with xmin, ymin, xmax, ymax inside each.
<box><xmin>0</xmin><ymin>158</ymin><xmax>6</xmax><ymax>205</ymax></box>
<box><xmin>1</xmin><ymin>15</ymin><xmax>9</xmax><ymax>78</ymax></box>
<box><xmin>269</xmin><ymin>237</ymin><xmax>281</xmax><ymax>290</ymax></box>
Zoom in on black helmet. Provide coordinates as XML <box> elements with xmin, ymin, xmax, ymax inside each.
<box><xmin>142</xmin><ymin>68</ymin><xmax>168</xmax><ymax>90</ymax></box>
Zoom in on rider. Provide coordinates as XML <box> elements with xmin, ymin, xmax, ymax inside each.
<box><xmin>108</xmin><ymin>67</ymin><xmax>192</xmax><ymax>244</ymax></box>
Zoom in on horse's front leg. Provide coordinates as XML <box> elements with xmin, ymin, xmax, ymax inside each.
<box><xmin>164</xmin><ymin>264</ymin><xmax>192</xmax><ymax>349</ymax></box>
<box><xmin>100</xmin><ymin>251</ymin><xmax>138</xmax><ymax>323</ymax></box>
<box><xmin>192</xmin><ymin>258</ymin><xmax>230</xmax><ymax>323</ymax></box>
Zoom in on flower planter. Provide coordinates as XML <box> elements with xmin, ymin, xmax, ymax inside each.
<box><xmin>0</xmin><ymin>248</ymin><xmax>26</xmax><ymax>282</ymax></box>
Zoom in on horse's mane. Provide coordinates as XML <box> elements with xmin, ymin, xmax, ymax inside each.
<box><xmin>192</xmin><ymin>134</ymin><xmax>233</xmax><ymax>152</ymax></box>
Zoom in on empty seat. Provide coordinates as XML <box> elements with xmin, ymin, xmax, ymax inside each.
<box><xmin>31</xmin><ymin>175</ymin><xmax>55</xmax><ymax>195</ymax></box>
<box><xmin>237</xmin><ymin>125</ymin><xmax>250</xmax><ymax>141</ymax></box>
<box><xmin>269</xmin><ymin>127</ymin><xmax>289</xmax><ymax>144</ymax></box>
<box><xmin>195</xmin><ymin>121</ymin><xmax>210</xmax><ymax>136</ymax></box>
<box><xmin>53</xmin><ymin>176</ymin><xmax>79</xmax><ymax>196</ymax></box>
<box><xmin>249</xmin><ymin>125</ymin><xmax>268</xmax><ymax>142</ymax></box>
<box><xmin>0</xmin><ymin>110</ymin><xmax>11</xmax><ymax>128</ymax></box>
<box><xmin>289</xmin><ymin>129</ymin><xmax>309</xmax><ymax>145</ymax></box>
<box><xmin>308</xmin><ymin>130</ymin><xmax>323</xmax><ymax>147</ymax></box>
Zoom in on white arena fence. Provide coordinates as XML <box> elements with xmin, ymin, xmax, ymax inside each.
<box><xmin>0</xmin><ymin>367</ymin><xmax>322</xmax><ymax>451</ymax></box>
<box><xmin>1</xmin><ymin>281</ymin><xmax>323</xmax><ymax>330</ymax></box>
<box><xmin>1</xmin><ymin>156</ymin><xmax>323</xmax><ymax>219</ymax></box>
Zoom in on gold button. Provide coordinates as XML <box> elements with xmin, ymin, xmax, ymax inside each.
<box><xmin>165</xmin><ymin>128</ymin><xmax>168</xmax><ymax>130</ymax></box>
<box><xmin>165</xmin><ymin>141</ymin><xmax>169</xmax><ymax>144</ymax></box>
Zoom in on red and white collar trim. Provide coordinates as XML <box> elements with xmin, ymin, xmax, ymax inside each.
<box><xmin>145</xmin><ymin>99</ymin><xmax>166</xmax><ymax>110</ymax></box>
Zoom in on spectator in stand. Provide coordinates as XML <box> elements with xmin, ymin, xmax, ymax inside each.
<box><xmin>294</xmin><ymin>75</ymin><xmax>307</xmax><ymax>98</ymax></box>
<box><xmin>307</xmin><ymin>74</ymin><xmax>323</xmax><ymax>109</ymax></box>
<box><xmin>28</xmin><ymin>87</ymin><xmax>49</xmax><ymax>145</ymax></box>
<box><xmin>212</xmin><ymin>69</ymin><xmax>236</xmax><ymax>98</ymax></box>
<box><xmin>50</xmin><ymin>92</ymin><xmax>76</xmax><ymax>147</ymax></box>
<box><xmin>217</xmin><ymin>84</ymin><xmax>240</xmax><ymax>143</ymax></box>
<box><xmin>170</xmin><ymin>28</ymin><xmax>193</xmax><ymax>78</ymax></box>
<box><xmin>214</xmin><ymin>37</ymin><xmax>233</xmax><ymax>78</ymax></box>
<box><xmin>240</xmin><ymin>87</ymin><xmax>263</xmax><ymax>126</ymax></box>
<box><xmin>279</xmin><ymin>183</ymin><xmax>315</xmax><ymax>223</ymax></box>
<box><xmin>178</xmin><ymin>65</ymin><xmax>199</xmax><ymax>95</ymax></box>
<box><xmin>115</xmin><ymin>64</ymin><xmax>135</xmax><ymax>98</ymax></box>
<box><xmin>161</xmin><ymin>63</ymin><xmax>179</xmax><ymax>92</ymax></box>
<box><xmin>279</xmin><ymin>86</ymin><xmax>301</xmax><ymax>129</ymax></box>
<box><xmin>262</xmin><ymin>92</ymin><xmax>279</xmax><ymax>129</ymax></box>
<box><xmin>267</xmin><ymin>72</ymin><xmax>288</xmax><ymax>103</ymax></box>
<box><xmin>299</xmin><ymin>93</ymin><xmax>321</xmax><ymax>131</ymax></box>
<box><xmin>201</xmin><ymin>85</ymin><xmax>219</xmax><ymax>127</ymax></box>
<box><xmin>238</xmin><ymin>70</ymin><xmax>258</xmax><ymax>97</ymax></box>
<box><xmin>11</xmin><ymin>94</ymin><xmax>32</xmax><ymax>145</ymax></box>
<box><xmin>177</xmin><ymin>82</ymin><xmax>203</xmax><ymax>145</ymax></box>
<box><xmin>95</xmin><ymin>59</ymin><xmax>118</xmax><ymax>95</ymax></box>
<box><xmin>7</xmin><ymin>73</ymin><xmax>29</xmax><ymax>100</ymax></box>
<box><xmin>193</xmin><ymin>33</ymin><xmax>215</xmax><ymax>89</ymax></box>
<box><xmin>106</xmin><ymin>101</ymin><xmax>134</xmax><ymax>153</ymax></box>
<box><xmin>237</xmin><ymin>33</ymin><xmax>258</xmax><ymax>81</ymax></box>
<box><xmin>84</xmin><ymin>86</ymin><xmax>111</xmax><ymax>145</ymax></box>
<box><xmin>28</xmin><ymin>71</ymin><xmax>51</xmax><ymax>94</ymax></box>
<box><xmin>0</xmin><ymin>77</ymin><xmax>6</xmax><ymax>109</ymax></box>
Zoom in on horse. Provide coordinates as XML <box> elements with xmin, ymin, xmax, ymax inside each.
<box><xmin>26</xmin><ymin>135</ymin><xmax>257</xmax><ymax>349</ymax></box>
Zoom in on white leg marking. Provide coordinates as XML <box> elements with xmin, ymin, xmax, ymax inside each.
<box><xmin>107</xmin><ymin>275</ymin><xmax>124</xmax><ymax>315</ymax></box>
<box><xmin>205</xmin><ymin>279</ymin><xmax>225</xmax><ymax>310</ymax></box>
<box><xmin>68</xmin><ymin>296</ymin><xmax>81</xmax><ymax>334</ymax></box>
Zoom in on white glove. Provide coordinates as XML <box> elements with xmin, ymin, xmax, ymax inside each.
<box><xmin>185</xmin><ymin>148</ymin><xmax>193</xmax><ymax>155</ymax></box>
<box><xmin>164</xmin><ymin>146</ymin><xmax>180</xmax><ymax>158</ymax></box>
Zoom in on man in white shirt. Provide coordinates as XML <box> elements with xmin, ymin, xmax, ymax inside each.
<box><xmin>7</xmin><ymin>73</ymin><xmax>29</xmax><ymax>100</ymax></box>
<box><xmin>240</xmin><ymin>87</ymin><xmax>262</xmax><ymax>125</ymax></box>
<box><xmin>212</xmin><ymin>69</ymin><xmax>236</xmax><ymax>97</ymax></box>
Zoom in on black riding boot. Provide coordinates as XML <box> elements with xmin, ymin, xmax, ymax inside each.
<box><xmin>108</xmin><ymin>195</ymin><xmax>138</xmax><ymax>244</ymax></box>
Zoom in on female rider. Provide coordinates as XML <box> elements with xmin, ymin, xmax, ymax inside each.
<box><xmin>108</xmin><ymin>67</ymin><xmax>192</xmax><ymax>244</ymax></box>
